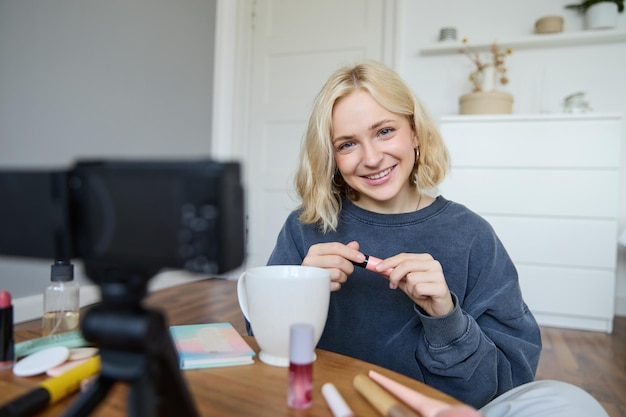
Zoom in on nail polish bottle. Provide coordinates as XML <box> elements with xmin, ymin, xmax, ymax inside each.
<box><xmin>287</xmin><ymin>323</ymin><xmax>314</xmax><ymax>409</ymax></box>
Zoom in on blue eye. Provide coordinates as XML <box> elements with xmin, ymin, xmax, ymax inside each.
<box><xmin>337</xmin><ymin>142</ymin><xmax>355</xmax><ymax>151</ymax></box>
<box><xmin>379</xmin><ymin>127</ymin><xmax>394</xmax><ymax>136</ymax></box>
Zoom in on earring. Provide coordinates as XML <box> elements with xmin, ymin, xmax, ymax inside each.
<box><xmin>332</xmin><ymin>170</ymin><xmax>344</xmax><ymax>188</ymax></box>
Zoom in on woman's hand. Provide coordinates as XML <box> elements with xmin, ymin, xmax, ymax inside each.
<box><xmin>375</xmin><ymin>253</ymin><xmax>454</xmax><ymax>317</ymax></box>
<box><xmin>302</xmin><ymin>241</ymin><xmax>365</xmax><ymax>291</ymax></box>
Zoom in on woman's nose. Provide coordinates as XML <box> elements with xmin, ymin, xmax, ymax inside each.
<box><xmin>361</xmin><ymin>142</ymin><xmax>383</xmax><ymax>166</ymax></box>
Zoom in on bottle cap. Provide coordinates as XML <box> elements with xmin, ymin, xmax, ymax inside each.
<box><xmin>0</xmin><ymin>290</ymin><xmax>11</xmax><ymax>308</ymax></box>
<box><xmin>289</xmin><ymin>323</ymin><xmax>314</xmax><ymax>365</ymax></box>
<box><xmin>51</xmin><ymin>259</ymin><xmax>74</xmax><ymax>282</ymax></box>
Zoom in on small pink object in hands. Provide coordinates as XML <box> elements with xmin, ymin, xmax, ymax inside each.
<box><xmin>351</xmin><ymin>254</ymin><xmax>394</xmax><ymax>277</ymax></box>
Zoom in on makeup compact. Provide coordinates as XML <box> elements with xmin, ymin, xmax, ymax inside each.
<box><xmin>13</xmin><ymin>346</ymin><xmax>70</xmax><ymax>377</ymax></box>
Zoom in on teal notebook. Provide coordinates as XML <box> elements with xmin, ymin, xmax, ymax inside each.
<box><xmin>169</xmin><ymin>323</ymin><xmax>255</xmax><ymax>370</ymax></box>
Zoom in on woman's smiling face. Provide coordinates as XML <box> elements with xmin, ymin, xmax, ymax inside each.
<box><xmin>331</xmin><ymin>90</ymin><xmax>419</xmax><ymax>213</ymax></box>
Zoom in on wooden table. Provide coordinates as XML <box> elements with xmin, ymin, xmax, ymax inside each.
<box><xmin>1</xmin><ymin>278</ymin><xmax>462</xmax><ymax>416</ymax></box>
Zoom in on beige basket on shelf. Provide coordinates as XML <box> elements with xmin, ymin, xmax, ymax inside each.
<box><xmin>535</xmin><ymin>15</ymin><xmax>564</xmax><ymax>34</ymax></box>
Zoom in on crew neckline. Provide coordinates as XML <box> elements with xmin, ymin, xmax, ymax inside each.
<box><xmin>341</xmin><ymin>195</ymin><xmax>450</xmax><ymax>227</ymax></box>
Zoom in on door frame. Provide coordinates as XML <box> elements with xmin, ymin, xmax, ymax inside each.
<box><xmin>211</xmin><ymin>0</ymin><xmax>400</xmax><ymax>161</ymax></box>
<box><xmin>211</xmin><ymin>0</ymin><xmax>401</xmax><ymax>271</ymax></box>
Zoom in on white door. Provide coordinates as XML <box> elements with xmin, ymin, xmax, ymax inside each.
<box><xmin>243</xmin><ymin>0</ymin><xmax>390</xmax><ymax>269</ymax></box>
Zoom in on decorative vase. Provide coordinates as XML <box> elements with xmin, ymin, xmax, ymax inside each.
<box><xmin>479</xmin><ymin>66</ymin><xmax>496</xmax><ymax>92</ymax></box>
<box><xmin>585</xmin><ymin>2</ymin><xmax>618</xmax><ymax>29</ymax></box>
<box><xmin>459</xmin><ymin>91</ymin><xmax>513</xmax><ymax>115</ymax></box>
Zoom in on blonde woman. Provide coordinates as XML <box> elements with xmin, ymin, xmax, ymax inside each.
<box><xmin>265</xmin><ymin>61</ymin><xmax>605</xmax><ymax>416</ymax></box>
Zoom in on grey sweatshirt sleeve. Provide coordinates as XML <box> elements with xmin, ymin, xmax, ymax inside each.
<box><xmin>414</xmin><ymin>227</ymin><xmax>542</xmax><ymax>408</ymax></box>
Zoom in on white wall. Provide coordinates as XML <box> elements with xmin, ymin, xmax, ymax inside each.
<box><xmin>397</xmin><ymin>0</ymin><xmax>626</xmax><ymax>315</ymax></box>
<box><xmin>0</xmin><ymin>0</ymin><xmax>217</xmax><ymax>313</ymax></box>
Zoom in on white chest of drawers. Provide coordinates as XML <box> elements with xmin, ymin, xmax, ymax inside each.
<box><xmin>439</xmin><ymin>114</ymin><xmax>622</xmax><ymax>333</ymax></box>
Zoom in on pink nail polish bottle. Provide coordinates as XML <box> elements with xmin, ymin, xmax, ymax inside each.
<box><xmin>287</xmin><ymin>323</ymin><xmax>314</xmax><ymax>409</ymax></box>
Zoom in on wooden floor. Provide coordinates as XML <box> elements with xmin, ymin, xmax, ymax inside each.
<box><xmin>536</xmin><ymin>316</ymin><xmax>626</xmax><ymax>417</ymax></box>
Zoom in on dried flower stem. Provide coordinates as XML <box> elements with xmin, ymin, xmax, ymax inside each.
<box><xmin>459</xmin><ymin>39</ymin><xmax>512</xmax><ymax>92</ymax></box>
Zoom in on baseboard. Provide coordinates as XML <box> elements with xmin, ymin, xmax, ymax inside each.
<box><xmin>13</xmin><ymin>287</ymin><xmax>99</xmax><ymax>324</ymax></box>
<box><xmin>533</xmin><ymin>312</ymin><xmax>613</xmax><ymax>334</ymax></box>
<box><xmin>12</xmin><ymin>270</ymin><xmax>213</xmax><ymax>324</ymax></box>
<box><xmin>616</xmin><ymin>294</ymin><xmax>626</xmax><ymax>317</ymax></box>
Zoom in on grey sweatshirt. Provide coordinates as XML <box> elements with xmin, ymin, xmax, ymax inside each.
<box><xmin>266</xmin><ymin>195</ymin><xmax>541</xmax><ymax>408</ymax></box>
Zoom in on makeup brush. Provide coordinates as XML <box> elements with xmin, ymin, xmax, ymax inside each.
<box><xmin>353</xmin><ymin>374</ymin><xmax>419</xmax><ymax>417</ymax></box>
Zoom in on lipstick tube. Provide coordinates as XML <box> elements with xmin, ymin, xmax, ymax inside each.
<box><xmin>352</xmin><ymin>254</ymin><xmax>393</xmax><ymax>277</ymax></box>
<box><xmin>0</xmin><ymin>290</ymin><xmax>15</xmax><ymax>370</ymax></box>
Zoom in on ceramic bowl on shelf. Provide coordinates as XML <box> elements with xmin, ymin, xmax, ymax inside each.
<box><xmin>535</xmin><ymin>15</ymin><xmax>564</xmax><ymax>34</ymax></box>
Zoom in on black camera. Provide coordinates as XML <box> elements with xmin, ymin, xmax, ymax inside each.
<box><xmin>0</xmin><ymin>159</ymin><xmax>246</xmax><ymax>417</ymax></box>
<box><xmin>0</xmin><ymin>159</ymin><xmax>245</xmax><ymax>278</ymax></box>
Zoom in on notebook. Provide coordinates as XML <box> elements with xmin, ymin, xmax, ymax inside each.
<box><xmin>169</xmin><ymin>322</ymin><xmax>255</xmax><ymax>370</ymax></box>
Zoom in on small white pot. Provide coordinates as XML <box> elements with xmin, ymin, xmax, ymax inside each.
<box><xmin>586</xmin><ymin>2</ymin><xmax>619</xmax><ymax>30</ymax></box>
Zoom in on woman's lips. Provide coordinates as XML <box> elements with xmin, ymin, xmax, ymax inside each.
<box><xmin>365</xmin><ymin>167</ymin><xmax>393</xmax><ymax>180</ymax></box>
<box><xmin>362</xmin><ymin>166</ymin><xmax>394</xmax><ymax>184</ymax></box>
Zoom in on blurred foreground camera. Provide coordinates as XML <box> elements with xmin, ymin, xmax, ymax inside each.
<box><xmin>0</xmin><ymin>159</ymin><xmax>245</xmax><ymax>417</ymax></box>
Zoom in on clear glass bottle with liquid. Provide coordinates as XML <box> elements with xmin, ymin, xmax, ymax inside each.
<box><xmin>42</xmin><ymin>259</ymin><xmax>80</xmax><ymax>336</ymax></box>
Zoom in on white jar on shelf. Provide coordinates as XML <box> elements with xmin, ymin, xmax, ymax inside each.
<box><xmin>586</xmin><ymin>2</ymin><xmax>619</xmax><ymax>30</ymax></box>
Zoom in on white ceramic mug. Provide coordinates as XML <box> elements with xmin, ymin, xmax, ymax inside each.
<box><xmin>237</xmin><ymin>265</ymin><xmax>331</xmax><ymax>367</ymax></box>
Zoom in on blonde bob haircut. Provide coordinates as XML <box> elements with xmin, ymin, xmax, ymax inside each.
<box><xmin>295</xmin><ymin>61</ymin><xmax>449</xmax><ymax>233</ymax></box>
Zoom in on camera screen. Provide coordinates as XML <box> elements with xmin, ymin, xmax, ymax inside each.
<box><xmin>0</xmin><ymin>159</ymin><xmax>245</xmax><ymax>276</ymax></box>
<box><xmin>0</xmin><ymin>171</ymin><xmax>71</xmax><ymax>259</ymax></box>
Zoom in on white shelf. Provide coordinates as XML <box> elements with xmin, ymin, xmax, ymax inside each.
<box><xmin>420</xmin><ymin>29</ymin><xmax>626</xmax><ymax>55</ymax></box>
<box><xmin>440</xmin><ymin>113</ymin><xmax>622</xmax><ymax>123</ymax></box>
